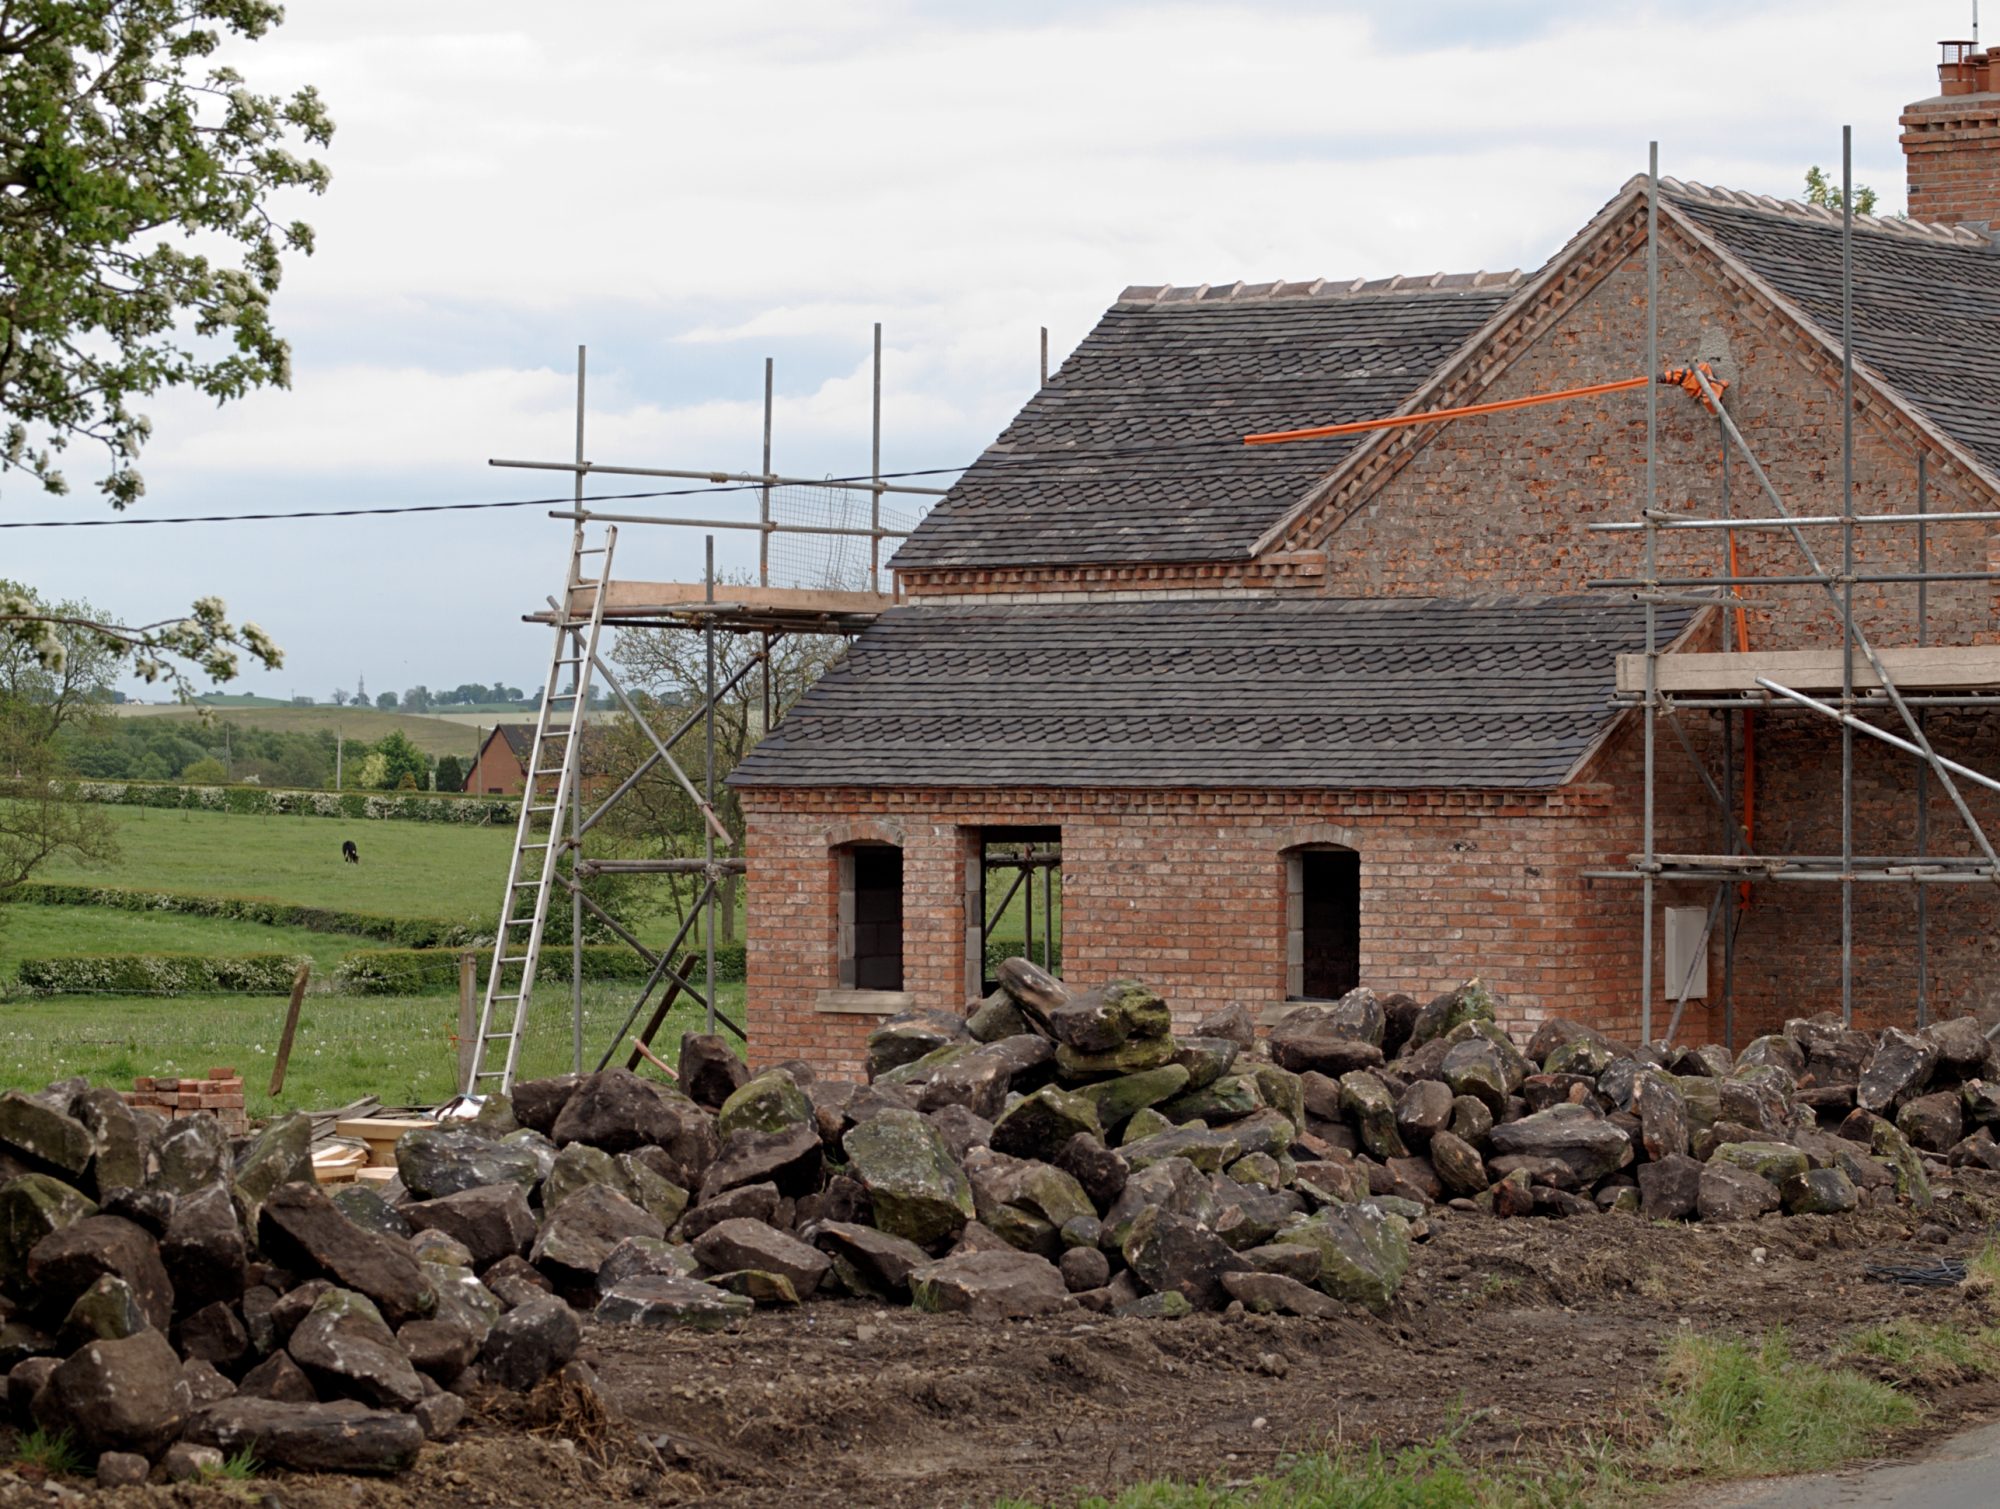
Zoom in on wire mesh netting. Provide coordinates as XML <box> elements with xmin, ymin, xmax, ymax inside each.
<box><xmin>765</xmin><ymin>484</ymin><xmax>923</xmax><ymax>591</ymax></box>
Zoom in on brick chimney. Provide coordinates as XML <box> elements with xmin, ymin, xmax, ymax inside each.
<box><xmin>1903</xmin><ymin>40</ymin><xmax>2000</xmax><ymax>229</ymax></box>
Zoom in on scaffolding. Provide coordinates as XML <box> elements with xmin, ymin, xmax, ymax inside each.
<box><xmin>460</xmin><ymin>330</ymin><xmax>948</xmax><ymax>1092</ymax></box>
<box><xmin>1585</xmin><ymin>134</ymin><xmax>2000</xmax><ymax>1048</ymax></box>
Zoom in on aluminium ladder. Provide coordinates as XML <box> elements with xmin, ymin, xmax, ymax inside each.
<box><xmin>464</xmin><ymin>526</ymin><xmax>619</xmax><ymax>1094</ymax></box>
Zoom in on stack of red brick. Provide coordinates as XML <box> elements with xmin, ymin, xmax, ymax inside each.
<box><xmin>124</xmin><ymin>1067</ymin><xmax>247</xmax><ymax>1137</ymax></box>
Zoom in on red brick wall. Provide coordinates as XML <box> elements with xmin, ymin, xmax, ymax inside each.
<box><xmin>1716</xmin><ymin>712</ymin><xmax>2000</xmax><ymax>1040</ymax></box>
<box><xmin>1902</xmin><ymin>96</ymin><xmax>2000</xmax><ymax>230</ymax></box>
<box><xmin>1298</xmin><ymin>224</ymin><xmax>1997</xmax><ymax>652</ymax></box>
<box><xmin>739</xmin><ymin>716</ymin><xmax>1724</xmax><ymax>1078</ymax></box>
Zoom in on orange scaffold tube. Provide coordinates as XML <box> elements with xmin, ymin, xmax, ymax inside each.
<box><xmin>1240</xmin><ymin>364</ymin><xmax>1729</xmax><ymax>446</ymax></box>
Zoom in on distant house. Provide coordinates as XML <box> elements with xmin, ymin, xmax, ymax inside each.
<box><xmin>464</xmin><ymin>723</ymin><xmax>610</xmax><ymax>797</ymax></box>
<box><xmin>465</xmin><ymin>725</ymin><xmax>532</xmax><ymax>795</ymax></box>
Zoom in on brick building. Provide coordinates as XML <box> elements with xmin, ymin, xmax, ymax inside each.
<box><xmin>465</xmin><ymin>722</ymin><xmax>612</xmax><ymax>798</ymax></box>
<box><xmin>731</xmin><ymin>44</ymin><xmax>2000</xmax><ymax>1077</ymax></box>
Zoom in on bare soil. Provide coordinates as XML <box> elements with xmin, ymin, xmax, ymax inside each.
<box><xmin>8</xmin><ymin>1199</ymin><xmax>1999</xmax><ymax>1509</ymax></box>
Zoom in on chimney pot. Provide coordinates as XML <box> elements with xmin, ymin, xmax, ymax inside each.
<box><xmin>1941</xmin><ymin>37</ymin><xmax>1979</xmax><ymax>95</ymax></box>
<box><xmin>1906</xmin><ymin>40</ymin><xmax>2000</xmax><ymax>228</ymax></box>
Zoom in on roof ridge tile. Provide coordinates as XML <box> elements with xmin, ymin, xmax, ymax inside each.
<box><xmin>1661</xmin><ymin>175</ymin><xmax>1992</xmax><ymax>246</ymax></box>
<box><xmin>1116</xmin><ymin>270</ymin><xmax>1523</xmax><ymax>307</ymax></box>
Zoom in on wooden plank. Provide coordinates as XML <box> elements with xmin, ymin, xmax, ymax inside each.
<box><xmin>625</xmin><ymin>953</ymin><xmax>700</xmax><ymax>1072</ymax></box>
<box><xmin>1617</xmin><ymin>645</ymin><xmax>2000</xmax><ymax>695</ymax></box>
<box><xmin>455</xmin><ymin>951</ymin><xmax>477</xmax><ymax>1095</ymax></box>
<box><xmin>576</xmin><ymin>581</ymin><xmax>896</xmax><ymax>618</ymax></box>
<box><xmin>268</xmin><ymin>963</ymin><xmax>311</xmax><ymax>1098</ymax></box>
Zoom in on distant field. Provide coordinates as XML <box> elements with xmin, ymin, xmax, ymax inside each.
<box><xmin>0</xmin><ymin>905</ymin><xmax>374</xmax><ymax>974</ymax></box>
<box><xmin>38</xmin><ymin>805</ymin><xmax>513</xmax><ymax>921</ymax></box>
<box><xmin>0</xmin><ymin>979</ymin><xmax>742</xmax><ymax>1115</ymax></box>
<box><xmin>106</xmin><ymin>704</ymin><xmax>517</xmax><ymax>760</ymax></box>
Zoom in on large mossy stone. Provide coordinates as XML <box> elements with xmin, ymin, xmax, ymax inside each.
<box><xmin>841</xmin><ymin>1110</ymin><xmax>975</xmax><ymax>1248</ymax></box>
<box><xmin>0</xmin><ymin>1174</ymin><xmax>96</xmax><ymax>1291</ymax></box>
<box><xmin>990</xmin><ymin>1087</ymin><xmax>1103</xmax><ymax>1162</ymax></box>
<box><xmin>1054</xmin><ymin>1036</ymin><xmax>1179</xmax><ymax>1080</ymax></box>
<box><xmin>1274</xmin><ymin>1203</ymin><xmax>1412</xmax><ymax>1311</ymax></box>
<box><xmin>1075</xmin><ymin>1066</ymin><xmax>1190</xmax><ymax>1131</ymax></box>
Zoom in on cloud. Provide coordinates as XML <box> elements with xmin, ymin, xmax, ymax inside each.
<box><xmin>5</xmin><ymin>0</ymin><xmax>1956</xmax><ymax>698</ymax></box>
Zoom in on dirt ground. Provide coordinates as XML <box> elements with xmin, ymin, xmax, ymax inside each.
<box><xmin>9</xmin><ymin>1198</ymin><xmax>2000</xmax><ymax>1509</ymax></box>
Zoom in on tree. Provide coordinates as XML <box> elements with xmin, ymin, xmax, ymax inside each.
<box><xmin>182</xmin><ymin>754</ymin><xmax>226</xmax><ymax>784</ymax></box>
<box><xmin>371</xmin><ymin>730</ymin><xmax>427</xmax><ymax>791</ymax></box>
<box><xmin>0</xmin><ymin>581</ymin><xmax>118</xmax><ymax>891</ymax></box>
<box><xmin>329</xmin><ymin>688</ymin><xmax>348</xmax><ymax>707</ymax></box>
<box><xmin>1804</xmin><ymin>166</ymin><xmax>1880</xmax><ymax>217</ymax></box>
<box><xmin>0</xmin><ymin>3</ymin><xmax>331</xmax><ymax>695</ymax></box>
<box><xmin>0</xmin><ymin>580</ymin><xmax>118</xmax><ymax>745</ymax></box>
<box><xmin>402</xmin><ymin>685</ymin><xmax>431</xmax><ymax>713</ymax></box>
<box><xmin>434</xmin><ymin>754</ymin><xmax>464</xmax><ymax>794</ymax></box>
<box><xmin>1</xmin><ymin>2</ymin><xmax>333</xmax><ymax>505</ymax></box>
<box><xmin>0</xmin><ymin>721</ymin><xmax>114</xmax><ymax>892</ymax></box>
<box><xmin>374</xmin><ymin>690</ymin><xmax>397</xmax><ymax>710</ymax></box>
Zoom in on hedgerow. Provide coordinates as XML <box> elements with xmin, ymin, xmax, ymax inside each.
<box><xmin>3</xmin><ymin>883</ymin><xmax>488</xmax><ymax>949</ymax></box>
<box><xmin>27</xmin><ymin>780</ymin><xmax>516</xmax><ymax>825</ymax></box>
<box><xmin>16</xmin><ymin>953</ymin><xmax>310</xmax><ymax>995</ymax></box>
<box><xmin>333</xmin><ymin>942</ymin><xmax>749</xmax><ymax>995</ymax></box>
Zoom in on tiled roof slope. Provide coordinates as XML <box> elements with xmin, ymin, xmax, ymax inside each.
<box><xmin>1666</xmin><ymin>180</ymin><xmax>2000</xmax><ymax>475</ymax></box>
<box><xmin>889</xmin><ymin>274</ymin><xmax>1521</xmax><ymax>572</ymax></box>
<box><xmin>730</xmin><ymin>595</ymin><xmax>1694</xmax><ymax>790</ymax></box>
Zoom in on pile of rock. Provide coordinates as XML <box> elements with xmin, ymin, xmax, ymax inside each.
<box><xmin>1260</xmin><ymin>985</ymin><xmax>1995</xmax><ymax>1225</ymax></box>
<box><xmin>394</xmin><ymin>964</ymin><xmax>1989</xmax><ymax>1348</ymax></box>
<box><xmin>3</xmin><ymin>962</ymin><xmax>1976</xmax><ymax>1483</ymax></box>
<box><xmin>0</xmin><ymin>1084</ymin><xmax>587</xmax><ymax>1485</ymax></box>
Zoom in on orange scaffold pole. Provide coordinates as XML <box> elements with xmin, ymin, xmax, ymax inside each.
<box><xmin>1241</xmin><ymin>365</ymin><xmax>1727</xmax><ymax>446</ymax></box>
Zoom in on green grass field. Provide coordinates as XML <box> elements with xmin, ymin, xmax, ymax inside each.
<box><xmin>0</xmin><ymin>979</ymin><xmax>743</xmax><ymax>1114</ymax></box>
<box><xmin>0</xmin><ymin>905</ymin><xmax>374</xmax><ymax>974</ymax></box>
<box><xmin>39</xmin><ymin>805</ymin><xmax>513</xmax><ymax>920</ymax></box>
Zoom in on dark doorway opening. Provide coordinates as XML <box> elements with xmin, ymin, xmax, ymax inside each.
<box><xmin>1296</xmin><ymin>849</ymin><xmax>1360</xmax><ymax>1000</ymax></box>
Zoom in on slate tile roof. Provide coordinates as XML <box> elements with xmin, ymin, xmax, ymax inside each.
<box><xmin>730</xmin><ymin>595</ymin><xmax>1694</xmax><ymax>791</ymax></box>
<box><xmin>888</xmin><ymin>274</ymin><xmax>1522</xmax><ymax>573</ymax></box>
<box><xmin>1665</xmin><ymin>180</ymin><xmax>2000</xmax><ymax>476</ymax></box>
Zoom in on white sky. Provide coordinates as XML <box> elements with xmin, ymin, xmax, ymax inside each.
<box><xmin>0</xmin><ymin>0</ymin><xmax>1971</xmax><ymax>701</ymax></box>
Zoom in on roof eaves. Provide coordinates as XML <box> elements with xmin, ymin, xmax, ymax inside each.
<box><xmin>1552</xmin><ymin>602</ymin><xmax>1716</xmax><ymax>787</ymax></box>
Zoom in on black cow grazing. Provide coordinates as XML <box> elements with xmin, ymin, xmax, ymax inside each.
<box><xmin>342</xmin><ymin>840</ymin><xmax>360</xmax><ymax>865</ymax></box>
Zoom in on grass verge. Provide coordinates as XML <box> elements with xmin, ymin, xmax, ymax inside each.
<box><xmin>1647</xmin><ymin>1328</ymin><xmax>1916</xmax><ymax>1480</ymax></box>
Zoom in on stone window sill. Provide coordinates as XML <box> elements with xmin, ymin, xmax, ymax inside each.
<box><xmin>815</xmin><ymin>989</ymin><xmax>913</xmax><ymax>1016</ymax></box>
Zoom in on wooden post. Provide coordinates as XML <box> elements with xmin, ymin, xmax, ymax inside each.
<box><xmin>268</xmin><ymin>962</ymin><xmax>311</xmax><ymax>1098</ymax></box>
<box><xmin>456</xmin><ymin>950</ymin><xmax>478</xmax><ymax>1094</ymax></box>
